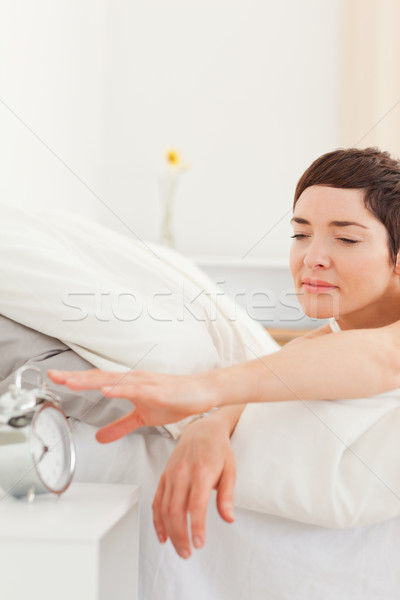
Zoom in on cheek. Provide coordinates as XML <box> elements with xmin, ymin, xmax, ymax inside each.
<box><xmin>356</xmin><ymin>249</ymin><xmax>391</xmax><ymax>274</ymax></box>
<box><xmin>289</xmin><ymin>245</ymin><xmax>302</xmax><ymax>280</ymax></box>
<box><xmin>340</xmin><ymin>253</ymin><xmax>392</xmax><ymax>294</ymax></box>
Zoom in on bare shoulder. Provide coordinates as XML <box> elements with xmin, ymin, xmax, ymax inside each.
<box><xmin>301</xmin><ymin>323</ymin><xmax>333</xmax><ymax>339</ymax></box>
<box><xmin>285</xmin><ymin>323</ymin><xmax>332</xmax><ymax>347</ymax></box>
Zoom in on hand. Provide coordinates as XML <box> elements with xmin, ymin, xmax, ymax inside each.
<box><xmin>47</xmin><ymin>368</ymin><xmax>218</xmax><ymax>442</ymax></box>
<box><xmin>152</xmin><ymin>417</ymin><xmax>236</xmax><ymax>559</ymax></box>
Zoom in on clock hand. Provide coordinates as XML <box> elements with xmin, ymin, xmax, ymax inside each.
<box><xmin>37</xmin><ymin>444</ymin><xmax>49</xmax><ymax>463</ymax></box>
<box><xmin>34</xmin><ymin>432</ymin><xmax>50</xmax><ymax>463</ymax></box>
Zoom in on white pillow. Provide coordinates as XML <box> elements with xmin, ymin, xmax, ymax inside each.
<box><xmin>232</xmin><ymin>391</ymin><xmax>400</xmax><ymax>528</ymax></box>
<box><xmin>0</xmin><ymin>205</ymin><xmax>278</xmax><ymax>438</ymax></box>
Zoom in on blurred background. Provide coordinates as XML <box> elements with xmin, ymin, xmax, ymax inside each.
<box><xmin>0</xmin><ymin>0</ymin><xmax>399</xmax><ymax>329</ymax></box>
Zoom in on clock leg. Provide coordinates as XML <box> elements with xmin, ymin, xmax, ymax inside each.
<box><xmin>26</xmin><ymin>485</ymin><xmax>36</xmax><ymax>503</ymax></box>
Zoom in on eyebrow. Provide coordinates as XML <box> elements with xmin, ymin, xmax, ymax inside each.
<box><xmin>290</xmin><ymin>217</ymin><xmax>369</xmax><ymax>230</ymax></box>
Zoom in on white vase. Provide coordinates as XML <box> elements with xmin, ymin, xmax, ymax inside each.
<box><xmin>158</xmin><ymin>170</ymin><xmax>179</xmax><ymax>248</ymax></box>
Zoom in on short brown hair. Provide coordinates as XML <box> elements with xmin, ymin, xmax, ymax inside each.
<box><xmin>294</xmin><ymin>148</ymin><xmax>400</xmax><ymax>264</ymax></box>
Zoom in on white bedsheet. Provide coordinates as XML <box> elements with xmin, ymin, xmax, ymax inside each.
<box><xmin>1</xmin><ymin>205</ymin><xmax>400</xmax><ymax>530</ymax></box>
<box><xmin>72</xmin><ymin>420</ymin><xmax>400</xmax><ymax>600</ymax></box>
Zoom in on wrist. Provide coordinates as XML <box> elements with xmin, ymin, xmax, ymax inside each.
<box><xmin>180</xmin><ymin>404</ymin><xmax>244</xmax><ymax>440</ymax></box>
<box><xmin>180</xmin><ymin>411</ymin><xmax>228</xmax><ymax>443</ymax></box>
<box><xmin>194</xmin><ymin>368</ymin><xmax>228</xmax><ymax>410</ymax></box>
<box><xmin>204</xmin><ymin>367</ymin><xmax>236</xmax><ymax>408</ymax></box>
<box><xmin>209</xmin><ymin>361</ymin><xmax>262</xmax><ymax>408</ymax></box>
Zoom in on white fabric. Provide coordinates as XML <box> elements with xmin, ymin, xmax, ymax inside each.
<box><xmin>328</xmin><ymin>316</ymin><xmax>341</xmax><ymax>333</ymax></box>
<box><xmin>72</xmin><ymin>420</ymin><xmax>400</xmax><ymax>600</ymax></box>
<box><xmin>233</xmin><ymin>298</ymin><xmax>400</xmax><ymax>526</ymax></box>
<box><xmin>232</xmin><ymin>392</ymin><xmax>400</xmax><ymax>527</ymax></box>
<box><xmin>231</xmin><ymin>314</ymin><xmax>400</xmax><ymax>528</ymax></box>
<box><xmin>0</xmin><ymin>205</ymin><xmax>278</xmax><ymax>438</ymax></box>
<box><xmin>1</xmin><ymin>205</ymin><xmax>400</xmax><ymax>529</ymax></box>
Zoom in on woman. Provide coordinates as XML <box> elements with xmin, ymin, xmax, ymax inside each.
<box><xmin>49</xmin><ymin>147</ymin><xmax>400</xmax><ymax>558</ymax></box>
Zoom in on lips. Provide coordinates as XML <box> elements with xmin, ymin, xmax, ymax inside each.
<box><xmin>302</xmin><ymin>278</ymin><xmax>338</xmax><ymax>293</ymax></box>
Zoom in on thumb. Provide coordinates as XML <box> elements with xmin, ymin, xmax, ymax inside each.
<box><xmin>95</xmin><ymin>409</ymin><xmax>145</xmax><ymax>443</ymax></box>
<box><xmin>216</xmin><ymin>460</ymin><xmax>236</xmax><ymax>523</ymax></box>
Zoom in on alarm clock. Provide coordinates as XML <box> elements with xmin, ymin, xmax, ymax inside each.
<box><xmin>0</xmin><ymin>365</ymin><xmax>75</xmax><ymax>500</ymax></box>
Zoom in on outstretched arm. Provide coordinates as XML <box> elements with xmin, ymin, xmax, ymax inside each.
<box><xmin>48</xmin><ymin>321</ymin><xmax>400</xmax><ymax>441</ymax></box>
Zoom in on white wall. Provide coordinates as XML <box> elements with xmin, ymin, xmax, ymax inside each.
<box><xmin>0</xmin><ymin>0</ymin><xmax>105</xmax><ymax>217</ymax></box>
<box><xmin>0</xmin><ymin>0</ymin><xmax>341</xmax><ymax>260</ymax></box>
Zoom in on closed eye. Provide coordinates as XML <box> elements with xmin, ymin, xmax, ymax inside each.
<box><xmin>290</xmin><ymin>234</ymin><xmax>309</xmax><ymax>240</ymax></box>
<box><xmin>338</xmin><ymin>238</ymin><xmax>360</xmax><ymax>245</ymax></box>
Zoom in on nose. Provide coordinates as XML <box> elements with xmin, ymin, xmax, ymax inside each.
<box><xmin>303</xmin><ymin>239</ymin><xmax>331</xmax><ymax>269</ymax></box>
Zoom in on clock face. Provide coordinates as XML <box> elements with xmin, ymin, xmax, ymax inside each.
<box><xmin>30</xmin><ymin>404</ymin><xmax>75</xmax><ymax>493</ymax></box>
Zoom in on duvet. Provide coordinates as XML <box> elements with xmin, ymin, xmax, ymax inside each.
<box><xmin>0</xmin><ymin>204</ymin><xmax>400</xmax><ymax>529</ymax></box>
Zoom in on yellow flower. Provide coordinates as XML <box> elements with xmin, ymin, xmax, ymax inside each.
<box><xmin>166</xmin><ymin>149</ymin><xmax>180</xmax><ymax>166</ymax></box>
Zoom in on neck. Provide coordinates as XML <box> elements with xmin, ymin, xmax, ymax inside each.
<box><xmin>337</xmin><ymin>299</ymin><xmax>400</xmax><ymax>330</ymax></box>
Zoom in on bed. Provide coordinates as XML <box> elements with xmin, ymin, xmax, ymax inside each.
<box><xmin>0</xmin><ymin>205</ymin><xmax>400</xmax><ymax>599</ymax></box>
<box><xmin>71</xmin><ymin>420</ymin><xmax>400</xmax><ymax>600</ymax></box>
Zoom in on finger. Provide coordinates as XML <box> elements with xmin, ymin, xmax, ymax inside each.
<box><xmin>152</xmin><ymin>477</ymin><xmax>168</xmax><ymax>544</ymax></box>
<box><xmin>101</xmin><ymin>383</ymin><xmax>143</xmax><ymax>399</ymax></box>
<box><xmin>187</xmin><ymin>474</ymin><xmax>215</xmax><ymax>549</ymax></box>
<box><xmin>216</xmin><ymin>460</ymin><xmax>236</xmax><ymax>523</ymax></box>
<box><xmin>161</xmin><ymin>467</ymin><xmax>192</xmax><ymax>559</ymax></box>
<box><xmin>65</xmin><ymin>372</ymin><xmax>129</xmax><ymax>391</ymax></box>
<box><xmin>95</xmin><ymin>409</ymin><xmax>145</xmax><ymax>443</ymax></box>
<box><xmin>47</xmin><ymin>368</ymin><xmax>101</xmax><ymax>384</ymax></box>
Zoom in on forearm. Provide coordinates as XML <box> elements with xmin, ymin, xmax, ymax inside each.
<box><xmin>210</xmin><ymin>323</ymin><xmax>400</xmax><ymax>407</ymax></box>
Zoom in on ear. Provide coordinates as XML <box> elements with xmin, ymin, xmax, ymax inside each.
<box><xmin>395</xmin><ymin>252</ymin><xmax>400</xmax><ymax>275</ymax></box>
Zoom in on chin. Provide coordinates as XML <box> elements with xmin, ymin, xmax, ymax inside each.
<box><xmin>303</xmin><ymin>308</ymin><xmax>334</xmax><ymax>320</ymax></box>
<box><xmin>299</xmin><ymin>298</ymin><xmax>339</xmax><ymax>321</ymax></box>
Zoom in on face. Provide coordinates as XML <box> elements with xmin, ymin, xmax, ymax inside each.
<box><xmin>289</xmin><ymin>185</ymin><xmax>400</xmax><ymax>329</ymax></box>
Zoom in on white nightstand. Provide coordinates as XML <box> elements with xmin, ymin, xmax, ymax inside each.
<box><xmin>0</xmin><ymin>482</ymin><xmax>140</xmax><ymax>600</ymax></box>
